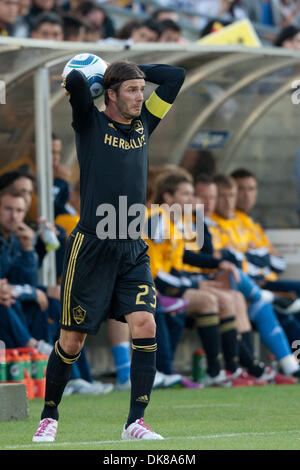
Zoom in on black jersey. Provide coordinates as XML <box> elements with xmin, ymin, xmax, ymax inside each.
<box><xmin>65</xmin><ymin>64</ymin><xmax>185</xmax><ymax>239</ymax></box>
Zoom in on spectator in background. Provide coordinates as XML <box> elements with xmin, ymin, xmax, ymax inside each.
<box><xmin>62</xmin><ymin>13</ymin><xmax>85</xmax><ymax>41</ymax></box>
<box><xmin>242</xmin><ymin>0</ymin><xmax>281</xmax><ymax>27</ymax></box>
<box><xmin>0</xmin><ymin>0</ymin><xmax>19</xmax><ymax>36</ymax></box>
<box><xmin>115</xmin><ymin>19</ymin><xmax>140</xmax><ymax>40</ymax></box>
<box><xmin>75</xmin><ymin>0</ymin><xmax>114</xmax><ymax>38</ymax></box>
<box><xmin>196</xmin><ymin>0</ymin><xmax>248</xmax><ymax>30</ymax></box>
<box><xmin>151</xmin><ymin>7</ymin><xmax>180</xmax><ymax>24</ymax></box>
<box><xmin>55</xmin><ymin>179</ymin><xmax>80</xmax><ymax>237</ymax></box>
<box><xmin>130</xmin><ymin>18</ymin><xmax>162</xmax><ymax>42</ymax></box>
<box><xmin>159</xmin><ymin>19</ymin><xmax>181</xmax><ymax>42</ymax></box>
<box><xmin>27</xmin><ymin>0</ymin><xmax>58</xmax><ymax>30</ymax></box>
<box><xmin>30</xmin><ymin>11</ymin><xmax>64</xmax><ymax>40</ymax></box>
<box><xmin>13</xmin><ymin>0</ymin><xmax>32</xmax><ymax>37</ymax></box>
<box><xmin>273</xmin><ymin>23</ymin><xmax>300</xmax><ymax>47</ymax></box>
<box><xmin>280</xmin><ymin>0</ymin><xmax>300</xmax><ymax>27</ymax></box>
<box><xmin>0</xmin><ymin>169</ymin><xmax>67</xmax><ymax>280</ymax></box>
<box><xmin>84</xmin><ymin>20</ymin><xmax>102</xmax><ymax>41</ymax></box>
<box><xmin>51</xmin><ymin>133</ymin><xmax>72</xmax><ymax>217</ymax></box>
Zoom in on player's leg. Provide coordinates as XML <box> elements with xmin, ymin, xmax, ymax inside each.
<box><xmin>122</xmin><ymin>310</ymin><xmax>163</xmax><ymax>440</ymax></box>
<box><xmin>183</xmin><ymin>288</ymin><xmax>225</xmax><ymax>384</ymax></box>
<box><xmin>209</xmin><ymin>288</ymin><xmax>240</xmax><ymax>375</ymax></box>
<box><xmin>232</xmin><ymin>291</ymin><xmax>271</xmax><ymax>382</ymax></box>
<box><xmin>32</xmin><ymin>329</ymin><xmax>86</xmax><ymax>442</ymax></box>
<box><xmin>107</xmin><ymin>319</ymin><xmax>131</xmax><ymax>390</ymax></box>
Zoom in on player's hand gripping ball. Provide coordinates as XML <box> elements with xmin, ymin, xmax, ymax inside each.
<box><xmin>63</xmin><ymin>53</ymin><xmax>107</xmax><ymax>99</ymax></box>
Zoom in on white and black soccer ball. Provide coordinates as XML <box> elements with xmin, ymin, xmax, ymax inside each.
<box><xmin>63</xmin><ymin>53</ymin><xmax>107</xmax><ymax>99</ymax></box>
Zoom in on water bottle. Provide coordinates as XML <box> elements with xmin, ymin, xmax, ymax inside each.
<box><xmin>192</xmin><ymin>348</ymin><xmax>206</xmax><ymax>383</ymax></box>
<box><xmin>0</xmin><ymin>341</ymin><xmax>6</xmax><ymax>382</ymax></box>
<box><xmin>39</xmin><ymin>219</ymin><xmax>60</xmax><ymax>252</ymax></box>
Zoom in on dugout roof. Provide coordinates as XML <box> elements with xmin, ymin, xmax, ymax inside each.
<box><xmin>1</xmin><ymin>37</ymin><xmax>300</xmax><ymax>234</ymax></box>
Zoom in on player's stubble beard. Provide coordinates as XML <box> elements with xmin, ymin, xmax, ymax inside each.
<box><xmin>116</xmin><ymin>94</ymin><xmax>142</xmax><ymax>122</ymax></box>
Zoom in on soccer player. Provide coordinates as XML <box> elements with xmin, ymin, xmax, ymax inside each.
<box><xmin>196</xmin><ymin>174</ymin><xmax>300</xmax><ymax>381</ymax></box>
<box><xmin>32</xmin><ymin>59</ymin><xmax>185</xmax><ymax>442</ymax></box>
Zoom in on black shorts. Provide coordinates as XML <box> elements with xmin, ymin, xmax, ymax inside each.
<box><xmin>60</xmin><ymin>229</ymin><xmax>156</xmax><ymax>335</ymax></box>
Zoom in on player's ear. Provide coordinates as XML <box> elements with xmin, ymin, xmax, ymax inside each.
<box><xmin>107</xmin><ymin>88</ymin><xmax>117</xmax><ymax>104</ymax></box>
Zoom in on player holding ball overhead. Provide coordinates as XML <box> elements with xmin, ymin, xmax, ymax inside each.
<box><xmin>32</xmin><ymin>54</ymin><xmax>185</xmax><ymax>442</ymax></box>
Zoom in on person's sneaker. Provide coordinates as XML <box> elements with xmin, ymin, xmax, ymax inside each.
<box><xmin>66</xmin><ymin>378</ymin><xmax>113</xmax><ymax>395</ymax></box>
<box><xmin>122</xmin><ymin>418</ymin><xmax>164</xmax><ymax>440</ymax></box>
<box><xmin>62</xmin><ymin>382</ymin><xmax>74</xmax><ymax>396</ymax></box>
<box><xmin>254</xmin><ymin>366</ymin><xmax>276</xmax><ymax>384</ymax></box>
<box><xmin>153</xmin><ymin>371</ymin><xmax>165</xmax><ymax>389</ymax></box>
<box><xmin>32</xmin><ymin>418</ymin><xmax>58</xmax><ymax>442</ymax></box>
<box><xmin>89</xmin><ymin>380</ymin><xmax>114</xmax><ymax>394</ymax></box>
<box><xmin>37</xmin><ymin>340</ymin><xmax>53</xmax><ymax>356</ymax></box>
<box><xmin>161</xmin><ymin>372</ymin><xmax>182</xmax><ymax>387</ymax></box>
<box><xmin>157</xmin><ymin>294</ymin><xmax>188</xmax><ymax>314</ymax></box>
<box><xmin>204</xmin><ymin>369</ymin><xmax>231</xmax><ymax>387</ymax></box>
<box><xmin>273</xmin><ymin>297</ymin><xmax>300</xmax><ymax>314</ymax></box>
<box><xmin>274</xmin><ymin>372</ymin><xmax>298</xmax><ymax>385</ymax></box>
<box><xmin>180</xmin><ymin>376</ymin><xmax>204</xmax><ymax>389</ymax></box>
<box><xmin>225</xmin><ymin>369</ymin><xmax>254</xmax><ymax>387</ymax></box>
<box><xmin>115</xmin><ymin>378</ymin><xmax>131</xmax><ymax>391</ymax></box>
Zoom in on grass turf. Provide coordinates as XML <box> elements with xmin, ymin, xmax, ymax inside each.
<box><xmin>1</xmin><ymin>384</ymin><xmax>300</xmax><ymax>450</ymax></box>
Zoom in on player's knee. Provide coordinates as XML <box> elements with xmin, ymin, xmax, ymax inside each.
<box><xmin>130</xmin><ymin>312</ymin><xmax>156</xmax><ymax>338</ymax></box>
<box><xmin>218</xmin><ymin>292</ymin><xmax>235</xmax><ymax>317</ymax></box>
<box><xmin>59</xmin><ymin>330</ymin><xmax>86</xmax><ymax>356</ymax></box>
<box><xmin>198</xmin><ymin>291</ymin><xmax>218</xmax><ymax>313</ymax></box>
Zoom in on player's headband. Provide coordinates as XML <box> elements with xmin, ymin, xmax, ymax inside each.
<box><xmin>104</xmin><ymin>76</ymin><xmax>145</xmax><ymax>90</ymax></box>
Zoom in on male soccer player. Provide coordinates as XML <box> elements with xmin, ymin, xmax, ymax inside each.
<box><xmin>32</xmin><ymin>59</ymin><xmax>185</xmax><ymax>442</ymax></box>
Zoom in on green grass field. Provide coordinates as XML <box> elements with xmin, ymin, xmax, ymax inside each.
<box><xmin>1</xmin><ymin>384</ymin><xmax>300</xmax><ymax>450</ymax></box>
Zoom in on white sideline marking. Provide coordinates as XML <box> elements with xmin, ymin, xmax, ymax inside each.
<box><xmin>3</xmin><ymin>429</ymin><xmax>300</xmax><ymax>449</ymax></box>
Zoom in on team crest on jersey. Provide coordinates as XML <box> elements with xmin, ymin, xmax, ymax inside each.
<box><xmin>133</xmin><ymin>120</ymin><xmax>144</xmax><ymax>135</ymax></box>
<box><xmin>73</xmin><ymin>305</ymin><xmax>86</xmax><ymax>325</ymax></box>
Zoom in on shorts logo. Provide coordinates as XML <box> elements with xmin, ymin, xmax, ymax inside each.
<box><xmin>73</xmin><ymin>305</ymin><xmax>86</xmax><ymax>325</ymax></box>
<box><xmin>133</xmin><ymin>120</ymin><xmax>144</xmax><ymax>135</ymax></box>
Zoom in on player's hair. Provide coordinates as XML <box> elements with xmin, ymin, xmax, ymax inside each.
<box><xmin>213</xmin><ymin>174</ymin><xmax>237</xmax><ymax>189</ymax></box>
<box><xmin>0</xmin><ymin>170</ymin><xmax>35</xmax><ymax>192</ymax></box>
<box><xmin>103</xmin><ymin>60</ymin><xmax>145</xmax><ymax>105</ymax></box>
<box><xmin>194</xmin><ymin>173</ymin><xmax>215</xmax><ymax>185</ymax></box>
<box><xmin>274</xmin><ymin>25</ymin><xmax>300</xmax><ymax>47</ymax></box>
<box><xmin>30</xmin><ymin>12</ymin><xmax>63</xmax><ymax>33</ymax></box>
<box><xmin>62</xmin><ymin>14</ymin><xmax>85</xmax><ymax>40</ymax></box>
<box><xmin>0</xmin><ymin>187</ymin><xmax>27</xmax><ymax>204</ymax></box>
<box><xmin>230</xmin><ymin>168</ymin><xmax>257</xmax><ymax>180</ymax></box>
<box><xmin>75</xmin><ymin>0</ymin><xmax>104</xmax><ymax>17</ymax></box>
<box><xmin>154</xmin><ymin>168</ymin><xmax>193</xmax><ymax>205</ymax></box>
<box><xmin>138</xmin><ymin>18</ymin><xmax>162</xmax><ymax>37</ymax></box>
<box><xmin>151</xmin><ymin>8</ymin><xmax>178</xmax><ymax>22</ymax></box>
<box><xmin>116</xmin><ymin>19</ymin><xmax>140</xmax><ymax>39</ymax></box>
<box><xmin>159</xmin><ymin>19</ymin><xmax>181</xmax><ymax>34</ymax></box>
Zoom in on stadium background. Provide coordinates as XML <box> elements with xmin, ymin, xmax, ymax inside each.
<box><xmin>1</xmin><ymin>0</ymin><xmax>300</xmax><ymax>377</ymax></box>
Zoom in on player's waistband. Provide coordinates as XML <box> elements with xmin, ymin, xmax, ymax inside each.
<box><xmin>75</xmin><ymin>222</ymin><xmax>143</xmax><ymax>242</ymax></box>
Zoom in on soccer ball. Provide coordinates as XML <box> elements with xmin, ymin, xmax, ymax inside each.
<box><xmin>63</xmin><ymin>53</ymin><xmax>107</xmax><ymax>99</ymax></box>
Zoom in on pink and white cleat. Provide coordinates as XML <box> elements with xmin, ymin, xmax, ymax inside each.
<box><xmin>122</xmin><ymin>418</ymin><xmax>164</xmax><ymax>440</ymax></box>
<box><xmin>32</xmin><ymin>418</ymin><xmax>58</xmax><ymax>442</ymax></box>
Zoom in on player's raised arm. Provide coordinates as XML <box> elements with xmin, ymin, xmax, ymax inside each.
<box><xmin>63</xmin><ymin>69</ymin><xmax>94</xmax><ymax>132</ymax></box>
<box><xmin>139</xmin><ymin>64</ymin><xmax>186</xmax><ymax>134</ymax></box>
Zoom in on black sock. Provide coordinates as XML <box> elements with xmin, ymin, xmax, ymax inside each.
<box><xmin>241</xmin><ymin>331</ymin><xmax>254</xmax><ymax>354</ymax></box>
<box><xmin>126</xmin><ymin>338</ymin><xmax>157</xmax><ymax>428</ymax></box>
<box><xmin>41</xmin><ymin>340</ymin><xmax>81</xmax><ymax>421</ymax></box>
<box><xmin>220</xmin><ymin>317</ymin><xmax>239</xmax><ymax>373</ymax></box>
<box><xmin>196</xmin><ymin>313</ymin><xmax>222</xmax><ymax>378</ymax></box>
<box><xmin>238</xmin><ymin>336</ymin><xmax>265</xmax><ymax>378</ymax></box>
